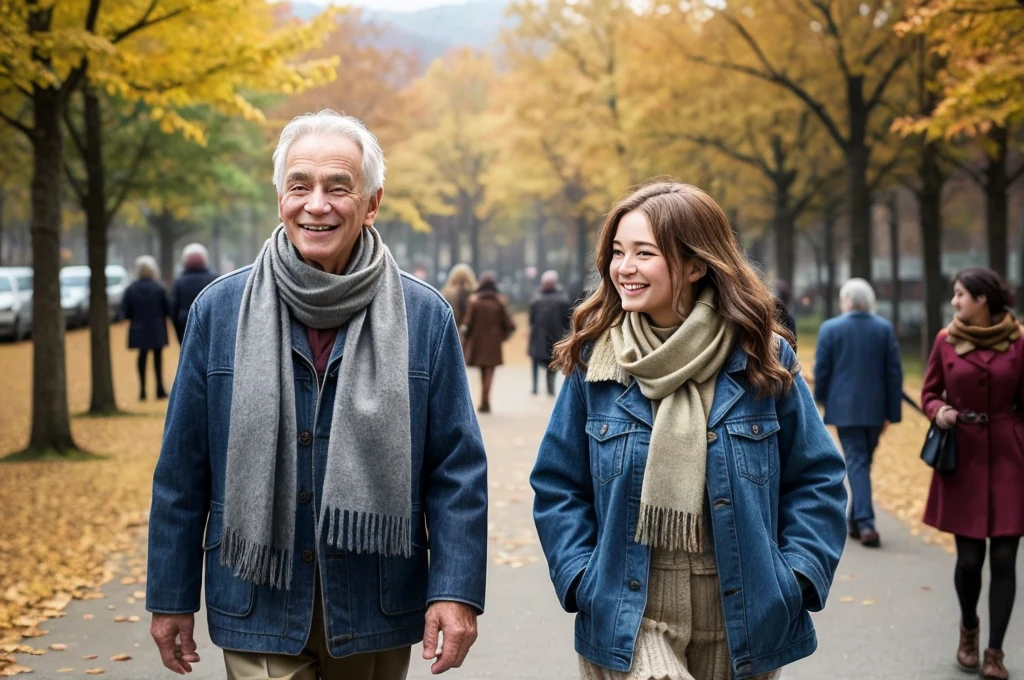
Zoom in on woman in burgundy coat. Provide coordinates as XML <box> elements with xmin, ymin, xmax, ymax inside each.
<box><xmin>922</xmin><ymin>268</ymin><xmax>1024</xmax><ymax>680</ymax></box>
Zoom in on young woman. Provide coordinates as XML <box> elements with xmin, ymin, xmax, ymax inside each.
<box><xmin>922</xmin><ymin>267</ymin><xmax>1024</xmax><ymax>680</ymax></box>
<box><xmin>531</xmin><ymin>182</ymin><xmax>848</xmax><ymax>680</ymax></box>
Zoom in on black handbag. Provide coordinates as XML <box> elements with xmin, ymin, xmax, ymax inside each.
<box><xmin>920</xmin><ymin>423</ymin><xmax>957</xmax><ymax>473</ymax></box>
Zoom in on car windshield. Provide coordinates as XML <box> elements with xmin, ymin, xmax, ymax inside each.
<box><xmin>0</xmin><ymin>278</ymin><xmax>11</xmax><ymax>292</ymax></box>
<box><xmin>61</xmin><ymin>276</ymin><xmax>89</xmax><ymax>288</ymax></box>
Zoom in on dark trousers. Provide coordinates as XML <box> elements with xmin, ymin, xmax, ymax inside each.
<box><xmin>138</xmin><ymin>348</ymin><xmax>166</xmax><ymax>399</ymax></box>
<box><xmin>532</xmin><ymin>358</ymin><xmax>557</xmax><ymax>395</ymax></box>
<box><xmin>836</xmin><ymin>426</ymin><xmax>882</xmax><ymax>532</ymax></box>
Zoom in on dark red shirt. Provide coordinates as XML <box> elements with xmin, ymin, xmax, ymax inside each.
<box><xmin>306</xmin><ymin>326</ymin><xmax>339</xmax><ymax>381</ymax></box>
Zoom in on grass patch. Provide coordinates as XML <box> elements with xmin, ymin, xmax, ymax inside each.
<box><xmin>0</xmin><ymin>447</ymin><xmax>108</xmax><ymax>463</ymax></box>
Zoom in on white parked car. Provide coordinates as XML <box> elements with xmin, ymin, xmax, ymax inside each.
<box><xmin>59</xmin><ymin>264</ymin><xmax>131</xmax><ymax>327</ymax></box>
<box><xmin>0</xmin><ymin>267</ymin><xmax>34</xmax><ymax>341</ymax></box>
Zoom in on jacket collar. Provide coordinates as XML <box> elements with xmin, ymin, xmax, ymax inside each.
<box><xmin>586</xmin><ymin>330</ymin><xmax>749</xmax><ymax>428</ymax></box>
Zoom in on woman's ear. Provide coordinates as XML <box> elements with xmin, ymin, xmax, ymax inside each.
<box><xmin>687</xmin><ymin>259</ymin><xmax>707</xmax><ymax>284</ymax></box>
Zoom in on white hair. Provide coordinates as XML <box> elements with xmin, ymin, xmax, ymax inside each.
<box><xmin>839</xmin><ymin>277</ymin><xmax>876</xmax><ymax>313</ymax></box>
<box><xmin>181</xmin><ymin>242</ymin><xmax>209</xmax><ymax>265</ymax></box>
<box><xmin>272</xmin><ymin>110</ymin><xmax>386</xmax><ymax>196</ymax></box>
<box><xmin>135</xmin><ymin>255</ymin><xmax>159</xmax><ymax>280</ymax></box>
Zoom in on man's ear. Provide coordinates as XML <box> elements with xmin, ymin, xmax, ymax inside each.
<box><xmin>363</xmin><ymin>188</ymin><xmax>384</xmax><ymax>227</ymax></box>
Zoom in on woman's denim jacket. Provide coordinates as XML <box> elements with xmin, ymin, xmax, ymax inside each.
<box><xmin>146</xmin><ymin>266</ymin><xmax>488</xmax><ymax>658</ymax></box>
<box><xmin>531</xmin><ymin>337</ymin><xmax>847</xmax><ymax>678</ymax></box>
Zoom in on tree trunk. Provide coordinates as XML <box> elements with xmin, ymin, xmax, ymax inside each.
<box><xmin>447</xmin><ymin>215</ymin><xmax>460</xmax><ymax>269</ymax></box>
<box><xmin>82</xmin><ymin>86</ymin><xmax>117</xmax><ymax>414</ymax></box>
<box><xmin>535</xmin><ymin>211</ymin><xmax>547</xmax><ymax>275</ymax></box>
<box><xmin>431</xmin><ymin>221</ymin><xmax>441</xmax><ymax>286</ymax></box>
<box><xmin>0</xmin><ymin>188</ymin><xmax>6</xmax><ymax>266</ymax></box>
<box><xmin>27</xmin><ymin>86</ymin><xmax>77</xmax><ymax>453</ymax></box>
<box><xmin>153</xmin><ymin>211</ymin><xmax>179</xmax><ymax>284</ymax></box>
<box><xmin>888</xmin><ymin>193</ymin><xmax>901</xmax><ymax>335</ymax></box>
<box><xmin>846</xmin><ymin>76</ymin><xmax>873</xmax><ymax>282</ymax></box>
<box><xmin>823</xmin><ymin>206</ymin><xmax>837</xmax><ymax>320</ymax></box>
<box><xmin>919</xmin><ymin>142</ymin><xmax>946</xmax><ymax>363</ymax></box>
<box><xmin>575</xmin><ymin>213</ymin><xmax>590</xmax><ymax>289</ymax></box>
<box><xmin>469</xmin><ymin>213</ymin><xmax>481</xmax><ymax>275</ymax></box>
<box><xmin>984</xmin><ymin>126</ymin><xmax>1009</xmax><ymax>279</ymax></box>
<box><xmin>772</xmin><ymin>183</ymin><xmax>795</xmax><ymax>288</ymax></box>
<box><xmin>211</xmin><ymin>214</ymin><xmax>223</xmax><ymax>275</ymax></box>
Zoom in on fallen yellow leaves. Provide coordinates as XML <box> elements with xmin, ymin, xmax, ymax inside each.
<box><xmin>47</xmin><ymin>644</ymin><xmax>66</xmax><ymax>652</ymax></box>
<box><xmin>84</xmin><ymin>669</ymin><xmax>105</xmax><ymax>675</ymax></box>
<box><xmin>0</xmin><ymin>663</ymin><xmax>33</xmax><ymax>677</ymax></box>
<box><xmin>0</xmin><ymin>324</ymin><xmax>172</xmax><ymax>676</ymax></box>
<box><xmin>109</xmin><ymin>654</ymin><xmax>131</xmax><ymax>662</ymax></box>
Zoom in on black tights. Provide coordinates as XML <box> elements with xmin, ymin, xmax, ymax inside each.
<box><xmin>955</xmin><ymin>535</ymin><xmax>1020</xmax><ymax>649</ymax></box>
<box><xmin>137</xmin><ymin>348</ymin><xmax>166</xmax><ymax>399</ymax></box>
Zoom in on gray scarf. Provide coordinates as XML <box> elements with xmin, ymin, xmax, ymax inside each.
<box><xmin>221</xmin><ymin>225</ymin><xmax>411</xmax><ymax>589</ymax></box>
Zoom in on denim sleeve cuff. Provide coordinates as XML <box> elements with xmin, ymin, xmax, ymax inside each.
<box><xmin>426</xmin><ymin>595</ymin><xmax>485</xmax><ymax>616</ymax></box>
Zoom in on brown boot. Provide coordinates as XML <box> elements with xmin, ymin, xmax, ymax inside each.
<box><xmin>958</xmin><ymin>621</ymin><xmax>980</xmax><ymax>671</ymax></box>
<box><xmin>982</xmin><ymin>648</ymin><xmax>1008</xmax><ymax>680</ymax></box>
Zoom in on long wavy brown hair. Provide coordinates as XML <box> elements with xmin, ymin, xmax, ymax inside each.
<box><xmin>552</xmin><ymin>181</ymin><xmax>795</xmax><ymax>398</ymax></box>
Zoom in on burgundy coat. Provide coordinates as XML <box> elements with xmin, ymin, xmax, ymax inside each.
<box><xmin>921</xmin><ymin>329</ymin><xmax>1024</xmax><ymax>538</ymax></box>
<box><xmin>462</xmin><ymin>291</ymin><xmax>515</xmax><ymax>367</ymax></box>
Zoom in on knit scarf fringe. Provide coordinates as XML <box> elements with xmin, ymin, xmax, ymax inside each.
<box><xmin>634</xmin><ymin>505</ymin><xmax>705</xmax><ymax>553</ymax></box>
<box><xmin>323</xmin><ymin>508</ymin><xmax>412</xmax><ymax>558</ymax></box>
<box><xmin>221</xmin><ymin>530</ymin><xmax>294</xmax><ymax>590</ymax></box>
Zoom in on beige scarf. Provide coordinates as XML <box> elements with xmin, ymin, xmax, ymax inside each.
<box><xmin>608</xmin><ymin>288</ymin><xmax>735</xmax><ymax>552</ymax></box>
<box><xmin>945</xmin><ymin>312</ymin><xmax>1021</xmax><ymax>356</ymax></box>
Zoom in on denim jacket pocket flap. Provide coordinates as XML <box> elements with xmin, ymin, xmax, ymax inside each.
<box><xmin>585</xmin><ymin>418</ymin><xmax>631</xmax><ymax>483</ymax></box>
<box><xmin>202</xmin><ymin>505</ymin><xmax>255</xmax><ymax>618</ymax></box>
<box><xmin>724</xmin><ymin>419</ymin><xmax>780</xmax><ymax>442</ymax></box>
<box><xmin>725</xmin><ymin>416</ymin><xmax>781</xmax><ymax>485</ymax></box>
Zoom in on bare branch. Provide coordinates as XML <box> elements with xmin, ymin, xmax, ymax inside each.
<box><xmin>866</xmin><ymin>53</ymin><xmax>908</xmax><ymax>113</ymax></box>
<box><xmin>108</xmin><ymin>132</ymin><xmax>153</xmax><ymax>221</ymax></box>
<box><xmin>63</xmin><ymin>162</ymin><xmax>87</xmax><ymax>208</ymax></box>
<box><xmin>808</xmin><ymin>0</ymin><xmax>852</xmax><ymax>77</ymax></box>
<box><xmin>61</xmin><ymin>96</ymin><xmax>88</xmax><ymax>161</ymax></box>
<box><xmin>0</xmin><ymin>108</ymin><xmax>33</xmax><ymax>139</ymax></box>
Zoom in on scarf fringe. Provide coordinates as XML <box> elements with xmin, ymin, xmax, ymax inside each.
<box><xmin>220</xmin><ymin>529</ymin><xmax>294</xmax><ymax>590</ymax></box>
<box><xmin>634</xmin><ymin>505</ymin><xmax>705</xmax><ymax>553</ymax></box>
<box><xmin>324</xmin><ymin>508</ymin><xmax>412</xmax><ymax>558</ymax></box>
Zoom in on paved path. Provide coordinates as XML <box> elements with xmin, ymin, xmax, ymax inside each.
<box><xmin>13</xmin><ymin>365</ymin><xmax>1022</xmax><ymax>678</ymax></box>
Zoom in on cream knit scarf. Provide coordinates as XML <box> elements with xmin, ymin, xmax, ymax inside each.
<box><xmin>610</xmin><ymin>288</ymin><xmax>735</xmax><ymax>552</ymax></box>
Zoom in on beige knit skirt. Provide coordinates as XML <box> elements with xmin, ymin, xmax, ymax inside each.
<box><xmin>579</xmin><ymin>549</ymin><xmax>783</xmax><ymax>680</ymax></box>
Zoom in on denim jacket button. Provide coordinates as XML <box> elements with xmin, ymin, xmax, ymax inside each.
<box><xmin>301</xmin><ymin>549</ymin><xmax>314</xmax><ymax>563</ymax></box>
<box><xmin>751</xmin><ymin>424</ymin><xmax>760</xmax><ymax>435</ymax></box>
<box><xmin>298</xmin><ymin>490</ymin><xmax>310</xmax><ymax>504</ymax></box>
<box><xmin>600</xmin><ymin>424</ymin><xmax>609</xmax><ymax>436</ymax></box>
<box><xmin>299</xmin><ymin>431</ymin><xmax>312</xmax><ymax>446</ymax></box>
<box><xmin>628</xmin><ymin>579</ymin><xmax>641</xmax><ymax>591</ymax></box>
<box><xmin>706</xmin><ymin>431</ymin><xmax>717</xmax><ymax>443</ymax></box>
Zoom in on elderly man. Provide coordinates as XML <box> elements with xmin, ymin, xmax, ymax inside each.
<box><xmin>146</xmin><ymin>110</ymin><xmax>488</xmax><ymax>679</ymax></box>
<box><xmin>170</xmin><ymin>243</ymin><xmax>218</xmax><ymax>344</ymax></box>
<box><xmin>528</xmin><ymin>270</ymin><xmax>570</xmax><ymax>396</ymax></box>
<box><xmin>814</xmin><ymin>278</ymin><xmax>903</xmax><ymax>548</ymax></box>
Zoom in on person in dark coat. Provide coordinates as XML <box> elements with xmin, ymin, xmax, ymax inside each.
<box><xmin>462</xmin><ymin>272</ymin><xmax>516</xmax><ymax>413</ymax></box>
<box><xmin>122</xmin><ymin>255</ymin><xmax>170</xmax><ymax>400</ymax></box>
<box><xmin>813</xmin><ymin>277</ymin><xmax>903</xmax><ymax>548</ymax></box>
<box><xmin>922</xmin><ymin>267</ymin><xmax>1024</xmax><ymax>679</ymax></box>
<box><xmin>170</xmin><ymin>243</ymin><xmax>218</xmax><ymax>344</ymax></box>
<box><xmin>528</xmin><ymin>270</ymin><xmax>570</xmax><ymax>396</ymax></box>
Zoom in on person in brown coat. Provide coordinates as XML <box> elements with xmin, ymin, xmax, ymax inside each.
<box><xmin>922</xmin><ymin>267</ymin><xmax>1024</xmax><ymax>680</ymax></box>
<box><xmin>462</xmin><ymin>272</ymin><xmax>516</xmax><ymax>413</ymax></box>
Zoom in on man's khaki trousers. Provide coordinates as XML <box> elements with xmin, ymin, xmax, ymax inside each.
<box><xmin>223</xmin><ymin>576</ymin><xmax>411</xmax><ymax>680</ymax></box>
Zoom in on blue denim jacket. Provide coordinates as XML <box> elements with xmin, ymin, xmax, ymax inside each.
<box><xmin>146</xmin><ymin>266</ymin><xmax>488</xmax><ymax>658</ymax></box>
<box><xmin>531</xmin><ymin>338</ymin><xmax>847</xmax><ymax>678</ymax></box>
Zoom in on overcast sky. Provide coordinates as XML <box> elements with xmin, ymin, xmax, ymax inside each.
<box><xmin>295</xmin><ymin>0</ymin><xmax>474</xmax><ymax>13</ymax></box>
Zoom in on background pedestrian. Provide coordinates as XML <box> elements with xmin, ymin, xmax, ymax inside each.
<box><xmin>121</xmin><ymin>255</ymin><xmax>170</xmax><ymax>400</ymax></box>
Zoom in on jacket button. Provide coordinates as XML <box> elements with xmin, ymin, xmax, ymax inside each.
<box><xmin>298</xmin><ymin>490</ymin><xmax>310</xmax><ymax>504</ymax></box>
<box><xmin>628</xmin><ymin>579</ymin><xmax>642</xmax><ymax>591</ymax></box>
<box><xmin>301</xmin><ymin>549</ymin><xmax>314</xmax><ymax>563</ymax></box>
<box><xmin>600</xmin><ymin>424</ymin><xmax>609</xmax><ymax>435</ymax></box>
<box><xmin>707</xmin><ymin>431</ymin><xmax>717</xmax><ymax>443</ymax></box>
<box><xmin>751</xmin><ymin>424</ymin><xmax>760</xmax><ymax>435</ymax></box>
<box><xmin>299</xmin><ymin>431</ymin><xmax>311</xmax><ymax>446</ymax></box>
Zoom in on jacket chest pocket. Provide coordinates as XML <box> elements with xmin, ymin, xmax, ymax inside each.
<box><xmin>725</xmin><ymin>417</ymin><xmax>781</xmax><ymax>485</ymax></box>
<box><xmin>586</xmin><ymin>419</ymin><xmax>632</xmax><ymax>483</ymax></box>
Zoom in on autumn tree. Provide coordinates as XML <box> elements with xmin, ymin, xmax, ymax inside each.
<box><xmin>667</xmin><ymin>0</ymin><xmax>909</xmax><ymax>283</ymax></box>
<box><xmin>0</xmin><ymin>0</ymin><xmax>337</xmax><ymax>451</ymax></box>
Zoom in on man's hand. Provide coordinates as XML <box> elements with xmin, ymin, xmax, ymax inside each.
<box><xmin>422</xmin><ymin>601</ymin><xmax>478</xmax><ymax>674</ymax></box>
<box><xmin>151</xmin><ymin>613</ymin><xmax>200</xmax><ymax>675</ymax></box>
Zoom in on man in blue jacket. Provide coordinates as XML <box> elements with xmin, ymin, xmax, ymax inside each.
<box><xmin>146</xmin><ymin>110</ymin><xmax>488</xmax><ymax>679</ymax></box>
<box><xmin>814</xmin><ymin>278</ymin><xmax>903</xmax><ymax>548</ymax></box>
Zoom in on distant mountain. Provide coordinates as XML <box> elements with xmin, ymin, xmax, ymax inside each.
<box><xmin>287</xmin><ymin>1</ymin><xmax>511</xmax><ymax>66</ymax></box>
